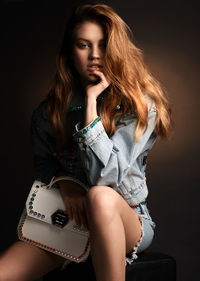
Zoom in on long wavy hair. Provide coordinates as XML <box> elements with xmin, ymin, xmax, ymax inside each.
<box><xmin>46</xmin><ymin>2</ymin><xmax>172</xmax><ymax>147</ymax></box>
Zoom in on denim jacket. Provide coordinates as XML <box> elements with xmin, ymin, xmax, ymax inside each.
<box><xmin>31</xmin><ymin>88</ymin><xmax>157</xmax><ymax>207</ymax></box>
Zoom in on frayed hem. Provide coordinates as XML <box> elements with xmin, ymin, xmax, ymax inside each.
<box><xmin>125</xmin><ymin>214</ymin><xmax>144</xmax><ymax>266</ymax></box>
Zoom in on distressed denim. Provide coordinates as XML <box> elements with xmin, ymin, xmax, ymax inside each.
<box><xmin>125</xmin><ymin>202</ymin><xmax>156</xmax><ymax>264</ymax></box>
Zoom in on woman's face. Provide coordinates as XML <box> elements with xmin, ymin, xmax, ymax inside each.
<box><xmin>72</xmin><ymin>21</ymin><xmax>106</xmax><ymax>85</ymax></box>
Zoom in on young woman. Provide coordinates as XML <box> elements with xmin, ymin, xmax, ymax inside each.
<box><xmin>0</xmin><ymin>3</ymin><xmax>172</xmax><ymax>281</ymax></box>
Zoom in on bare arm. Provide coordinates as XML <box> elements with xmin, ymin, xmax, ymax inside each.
<box><xmin>84</xmin><ymin>70</ymin><xmax>110</xmax><ymax>126</ymax></box>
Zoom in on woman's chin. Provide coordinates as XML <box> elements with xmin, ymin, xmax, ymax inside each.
<box><xmin>88</xmin><ymin>73</ymin><xmax>100</xmax><ymax>83</ymax></box>
<box><xmin>80</xmin><ymin>73</ymin><xmax>100</xmax><ymax>86</ymax></box>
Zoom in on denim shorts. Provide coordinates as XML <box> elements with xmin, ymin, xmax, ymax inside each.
<box><xmin>125</xmin><ymin>203</ymin><xmax>156</xmax><ymax>265</ymax></box>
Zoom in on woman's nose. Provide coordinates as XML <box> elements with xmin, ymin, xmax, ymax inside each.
<box><xmin>89</xmin><ymin>46</ymin><xmax>101</xmax><ymax>60</ymax></box>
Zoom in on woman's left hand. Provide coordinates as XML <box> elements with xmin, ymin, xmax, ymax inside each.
<box><xmin>59</xmin><ymin>180</ymin><xmax>89</xmax><ymax>230</ymax></box>
<box><xmin>85</xmin><ymin>70</ymin><xmax>110</xmax><ymax>100</ymax></box>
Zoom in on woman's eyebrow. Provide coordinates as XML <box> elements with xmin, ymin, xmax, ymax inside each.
<box><xmin>76</xmin><ymin>38</ymin><xmax>104</xmax><ymax>43</ymax></box>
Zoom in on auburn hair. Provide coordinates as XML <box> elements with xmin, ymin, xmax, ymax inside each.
<box><xmin>46</xmin><ymin>3</ymin><xmax>172</xmax><ymax>147</ymax></box>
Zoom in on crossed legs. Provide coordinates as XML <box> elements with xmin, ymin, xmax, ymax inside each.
<box><xmin>0</xmin><ymin>185</ymin><xmax>142</xmax><ymax>281</ymax></box>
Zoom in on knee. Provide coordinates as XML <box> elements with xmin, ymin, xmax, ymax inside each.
<box><xmin>0</xmin><ymin>257</ymin><xmax>8</xmax><ymax>281</ymax></box>
<box><xmin>86</xmin><ymin>185</ymin><xmax>118</xmax><ymax>222</ymax></box>
<box><xmin>0</xmin><ymin>267</ymin><xmax>27</xmax><ymax>281</ymax></box>
<box><xmin>0</xmin><ymin>269</ymin><xmax>15</xmax><ymax>281</ymax></box>
<box><xmin>0</xmin><ymin>266</ymin><xmax>11</xmax><ymax>281</ymax></box>
<box><xmin>0</xmin><ymin>256</ymin><xmax>22</xmax><ymax>281</ymax></box>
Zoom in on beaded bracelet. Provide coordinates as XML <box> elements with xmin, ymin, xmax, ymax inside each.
<box><xmin>69</xmin><ymin>105</ymin><xmax>83</xmax><ymax>111</ymax></box>
<box><xmin>74</xmin><ymin>116</ymin><xmax>101</xmax><ymax>138</ymax></box>
<box><xmin>69</xmin><ymin>102</ymin><xmax>120</xmax><ymax>112</ymax></box>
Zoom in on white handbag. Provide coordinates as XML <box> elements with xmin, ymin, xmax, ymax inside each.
<box><xmin>17</xmin><ymin>176</ymin><xmax>90</xmax><ymax>263</ymax></box>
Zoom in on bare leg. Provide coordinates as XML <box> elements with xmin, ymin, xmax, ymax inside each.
<box><xmin>0</xmin><ymin>241</ymin><xmax>67</xmax><ymax>281</ymax></box>
<box><xmin>86</xmin><ymin>186</ymin><xmax>142</xmax><ymax>281</ymax></box>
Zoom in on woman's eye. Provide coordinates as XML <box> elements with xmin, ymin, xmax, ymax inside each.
<box><xmin>78</xmin><ymin>43</ymin><xmax>88</xmax><ymax>49</ymax></box>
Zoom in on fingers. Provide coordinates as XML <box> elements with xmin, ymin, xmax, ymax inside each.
<box><xmin>71</xmin><ymin>204</ymin><xmax>82</xmax><ymax>227</ymax></box>
<box><xmin>65</xmin><ymin>197</ymin><xmax>89</xmax><ymax>230</ymax></box>
<box><xmin>65</xmin><ymin>200</ymin><xmax>73</xmax><ymax>221</ymax></box>
<box><xmin>86</xmin><ymin>70</ymin><xmax>110</xmax><ymax>99</ymax></box>
<box><xmin>79</xmin><ymin>199</ymin><xmax>89</xmax><ymax>230</ymax></box>
<box><xmin>75</xmin><ymin>199</ymin><xmax>89</xmax><ymax>230</ymax></box>
<box><xmin>59</xmin><ymin>181</ymin><xmax>88</xmax><ymax>229</ymax></box>
<box><xmin>92</xmin><ymin>70</ymin><xmax>110</xmax><ymax>88</ymax></box>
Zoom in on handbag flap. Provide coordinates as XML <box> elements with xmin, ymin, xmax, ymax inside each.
<box><xmin>26</xmin><ymin>180</ymin><xmax>66</xmax><ymax>225</ymax></box>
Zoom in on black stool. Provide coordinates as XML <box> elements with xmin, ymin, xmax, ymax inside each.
<box><xmin>43</xmin><ymin>252</ymin><xmax>176</xmax><ymax>281</ymax></box>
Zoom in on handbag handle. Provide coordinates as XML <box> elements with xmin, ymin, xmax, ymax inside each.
<box><xmin>45</xmin><ymin>176</ymin><xmax>88</xmax><ymax>192</ymax></box>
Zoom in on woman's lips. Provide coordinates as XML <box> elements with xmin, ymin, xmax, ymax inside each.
<box><xmin>87</xmin><ymin>65</ymin><xmax>102</xmax><ymax>71</ymax></box>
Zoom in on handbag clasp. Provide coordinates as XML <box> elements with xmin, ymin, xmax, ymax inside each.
<box><xmin>51</xmin><ymin>209</ymin><xmax>68</xmax><ymax>228</ymax></box>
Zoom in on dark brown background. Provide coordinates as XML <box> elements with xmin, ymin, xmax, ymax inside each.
<box><xmin>1</xmin><ymin>1</ymin><xmax>199</xmax><ymax>281</ymax></box>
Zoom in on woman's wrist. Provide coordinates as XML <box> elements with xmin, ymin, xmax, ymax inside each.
<box><xmin>85</xmin><ymin>96</ymin><xmax>98</xmax><ymax>126</ymax></box>
<box><xmin>85</xmin><ymin>96</ymin><xmax>97</xmax><ymax>109</ymax></box>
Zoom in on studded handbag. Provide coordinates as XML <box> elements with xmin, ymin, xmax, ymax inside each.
<box><xmin>17</xmin><ymin>176</ymin><xmax>90</xmax><ymax>263</ymax></box>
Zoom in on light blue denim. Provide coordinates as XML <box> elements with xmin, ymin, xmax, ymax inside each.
<box><xmin>73</xmin><ymin>95</ymin><xmax>157</xmax><ymax>207</ymax></box>
<box><xmin>125</xmin><ymin>202</ymin><xmax>156</xmax><ymax>264</ymax></box>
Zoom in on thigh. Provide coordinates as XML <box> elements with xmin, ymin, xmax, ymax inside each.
<box><xmin>88</xmin><ymin>185</ymin><xmax>143</xmax><ymax>255</ymax></box>
<box><xmin>0</xmin><ymin>241</ymin><xmax>66</xmax><ymax>281</ymax></box>
<box><xmin>114</xmin><ymin>192</ymin><xmax>143</xmax><ymax>254</ymax></box>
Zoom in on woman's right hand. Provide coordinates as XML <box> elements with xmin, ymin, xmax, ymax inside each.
<box><xmin>58</xmin><ymin>180</ymin><xmax>89</xmax><ymax>230</ymax></box>
<box><xmin>85</xmin><ymin>70</ymin><xmax>110</xmax><ymax>101</ymax></box>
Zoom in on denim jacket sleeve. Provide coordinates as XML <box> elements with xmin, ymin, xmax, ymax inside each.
<box><xmin>73</xmin><ymin>97</ymin><xmax>157</xmax><ymax>188</ymax></box>
<box><xmin>30</xmin><ymin>102</ymin><xmax>61</xmax><ymax>184</ymax></box>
